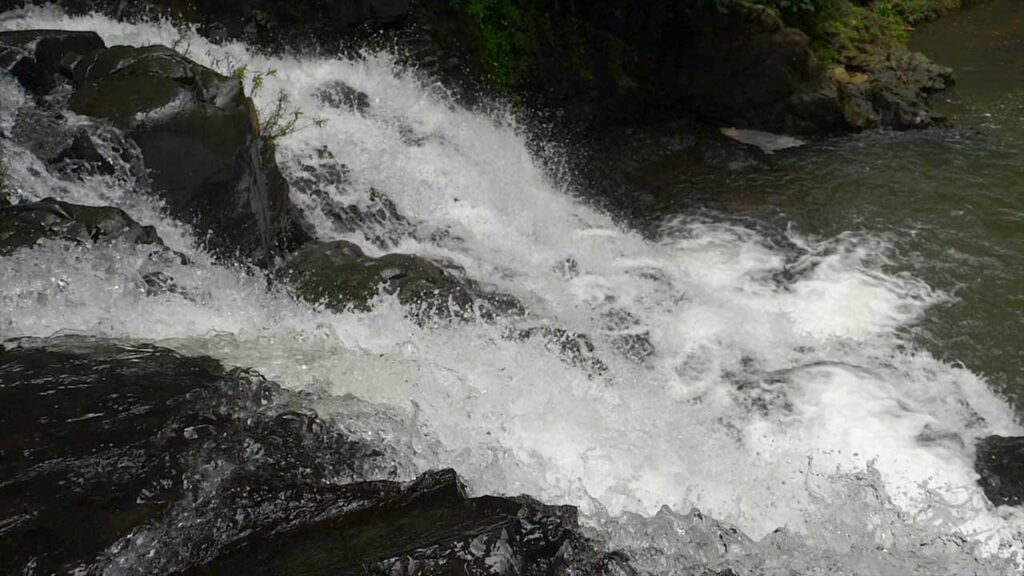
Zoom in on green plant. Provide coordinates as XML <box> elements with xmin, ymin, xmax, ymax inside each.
<box><xmin>451</xmin><ymin>0</ymin><xmax>541</xmax><ymax>90</ymax></box>
<box><xmin>755</xmin><ymin>0</ymin><xmax>964</xmax><ymax>64</ymax></box>
<box><xmin>225</xmin><ymin>66</ymin><xmax>326</xmax><ymax>150</ymax></box>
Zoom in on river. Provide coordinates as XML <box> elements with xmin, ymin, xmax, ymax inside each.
<box><xmin>1</xmin><ymin>2</ymin><xmax>1022</xmax><ymax>574</ymax></box>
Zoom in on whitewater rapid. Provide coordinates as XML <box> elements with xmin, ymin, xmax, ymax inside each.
<box><xmin>2</xmin><ymin>6</ymin><xmax>1022</xmax><ymax>574</ymax></box>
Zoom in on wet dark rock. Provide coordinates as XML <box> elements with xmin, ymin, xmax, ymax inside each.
<box><xmin>277</xmin><ymin>240</ymin><xmax>475</xmax><ymax>317</ymax></box>
<box><xmin>509</xmin><ymin>326</ymin><xmax>609</xmax><ymax>375</ymax></box>
<box><xmin>66</xmin><ymin>42</ymin><xmax>308</xmax><ymax>260</ymax></box>
<box><xmin>0</xmin><ymin>29</ymin><xmax>104</xmax><ymax>96</ymax></box>
<box><xmin>286</xmin><ymin>147</ymin><xmax>412</xmax><ymax>250</ymax></box>
<box><xmin>824</xmin><ymin>49</ymin><xmax>954</xmax><ymax>131</ymax></box>
<box><xmin>191</xmin><ymin>469</ymin><xmax>631</xmax><ymax>576</ymax></box>
<box><xmin>0</xmin><ymin>337</ymin><xmax>624</xmax><ymax>575</ymax></box>
<box><xmin>316</xmin><ymin>80</ymin><xmax>371</xmax><ymax>113</ymax></box>
<box><xmin>0</xmin><ymin>337</ymin><xmax>385</xmax><ymax>575</ymax></box>
<box><xmin>11</xmin><ymin>108</ymin><xmax>80</xmax><ymax>163</ymax></box>
<box><xmin>975</xmin><ymin>435</ymin><xmax>1024</xmax><ymax>506</ymax></box>
<box><xmin>667</xmin><ymin>2</ymin><xmax>815</xmax><ymax>131</ymax></box>
<box><xmin>0</xmin><ymin>197</ymin><xmax>163</xmax><ymax>253</ymax></box>
<box><xmin>10</xmin><ymin>107</ymin><xmax>149</xmax><ymax>185</ymax></box>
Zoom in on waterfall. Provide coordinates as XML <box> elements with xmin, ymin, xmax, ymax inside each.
<box><xmin>1</xmin><ymin>5</ymin><xmax>1021</xmax><ymax>574</ymax></box>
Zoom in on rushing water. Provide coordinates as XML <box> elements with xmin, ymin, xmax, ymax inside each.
<box><xmin>1</xmin><ymin>4</ymin><xmax>1023</xmax><ymax>574</ymax></box>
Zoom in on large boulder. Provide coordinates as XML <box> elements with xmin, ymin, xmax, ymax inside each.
<box><xmin>826</xmin><ymin>49</ymin><xmax>954</xmax><ymax>131</ymax></box>
<box><xmin>975</xmin><ymin>435</ymin><xmax>1024</xmax><ymax>506</ymax></box>
<box><xmin>0</xmin><ymin>197</ymin><xmax>164</xmax><ymax>254</ymax></box>
<box><xmin>67</xmin><ymin>43</ymin><xmax>307</xmax><ymax>260</ymax></box>
<box><xmin>0</xmin><ymin>337</ymin><xmax>623</xmax><ymax>574</ymax></box>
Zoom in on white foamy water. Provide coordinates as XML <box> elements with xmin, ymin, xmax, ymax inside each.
<box><xmin>2</xmin><ymin>6</ymin><xmax>1023</xmax><ymax>574</ymax></box>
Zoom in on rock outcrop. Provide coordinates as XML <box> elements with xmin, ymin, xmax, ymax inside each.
<box><xmin>1</xmin><ymin>30</ymin><xmax>310</xmax><ymax>262</ymax></box>
<box><xmin>817</xmin><ymin>49</ymin><xmax>954</xmax><ymax>131</ymax></box>
<box><xmin>975</xmin><ymin>435</ymin><xmax>1024</xmax><ymax>506</ymax></box>
<box><xmin>277</xmin><ymin>240</ymin><xmax>476</xmax><ymax>316</ymax></box>
<box><xmin>0</xmin><ymin>197</ymin><xmax>163</xmax><ymax>254</ymax></box>
<box><xmin>0</xmin><ymin>337</ymin><xmax>624</xmax><ymax>575</ymax></box>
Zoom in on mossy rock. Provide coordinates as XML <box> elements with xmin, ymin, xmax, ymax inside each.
<box><xmin>277</xmin><ymin>240</ymin><xmax>475</xmax><ymax>316</ymax></box>
<box><xmin>0</xmin><ymin>198</ymin><xmax>164</xmax><ymax>254</ymax></box>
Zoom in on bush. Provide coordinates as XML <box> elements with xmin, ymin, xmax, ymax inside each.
<box><xmin>757</xmin><ymin>0</ymin><xmax>964</xmax><ymax>63</ymax></box>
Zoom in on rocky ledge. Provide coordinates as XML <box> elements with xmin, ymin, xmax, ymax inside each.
<box><xmin>975</xmin><ymin>435</ymin><xmax>1024</xmax><ymax>507</ymax></box>
<box><xmin>0</xmin><ymin>337</ymin><xmax>628</xmax><ymax>575</ymax></box>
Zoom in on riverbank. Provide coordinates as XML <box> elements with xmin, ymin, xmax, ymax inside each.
<box><xmin>9</xmin><ymin>0</ymin><xmax>969</xmax><ymax>134</ymax></box>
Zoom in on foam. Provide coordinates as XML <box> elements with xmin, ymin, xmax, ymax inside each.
<box><xmin>1</xmin><ymin>5</ymin><xmax>1022</xmax><ymax>572</ymax></box>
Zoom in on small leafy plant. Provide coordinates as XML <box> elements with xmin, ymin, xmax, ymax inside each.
<box><xmin>226</xmin><ymin>66</ymin><xmax>327</xmax><ymax>151</ymax></box>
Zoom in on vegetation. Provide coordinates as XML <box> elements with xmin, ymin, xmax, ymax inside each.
<box><xmin>752</xmin><ymin>0</ymin><xmax>968</xmax><ymax>62</ymax></box>
<box><xmin>232</xmin><ymin>67</ymin><xmax>326</xmax><ymax>150</ymax></box>
<box><xmin>450</xmin><ymin>0</ymin><xmax>540</xmax><ymax>90</ymax></box>
<box><xmin>438</xmin><ymin>0</ymin><xmax>972</xmax><ymax>95</ymax></box>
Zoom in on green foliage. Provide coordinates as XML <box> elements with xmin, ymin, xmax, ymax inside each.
<box><xmin>223</xmin><ymin>65</ymin><xmax>325</xmax><ymax>151</ymax></box>
<box><xmin>451</xmin><ymin>0</ymin><xmax>541</xmax><ymax>90</ymax></box>
<box><xmin>755</xmin><ymin>0</ymin><xmax>840</xmax><ymax>18</ymax></box>
<box><xmin>874</xmin><ymin>0</ymin><xmax>961</xmax><ymax>24</ymax></box>
<box><xmin>758</xmin><ymin>0</ymin><xmax>964</xmax><ymax>63</ymax></box>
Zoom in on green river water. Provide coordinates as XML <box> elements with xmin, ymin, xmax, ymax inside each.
<box><xmin>659</xmin><ymin>0</ymin><xmax>1024</xmax><ymax>414</ymax></box>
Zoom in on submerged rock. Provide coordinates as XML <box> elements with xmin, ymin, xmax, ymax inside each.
<box><xmin>975</xmin><ymin>435</ymin><xmax>1024</xmax><ymax>506</ymax></box>
<box><xmin>277</xmin><ymin>240</ymin><xmax>475</xmax><ymax>316</ymax></box>
<box><xmin>11</xmin><ymin>107</ymin><xmax>150</xmax><ymax>185</ymax></box>
<box><xmin>0</xmin><ymin>337</ymin><xmax>622</xmax><ymax>575</ymax></box>
<box><xmin>0</xmin><ymin>197</ymin><xmax>163</xmax><ymax>253</ymax></box>
<box><xmin>316</xmin><ymin>80</ymin><xmax>371</xmax><ymax>113</ymax></box>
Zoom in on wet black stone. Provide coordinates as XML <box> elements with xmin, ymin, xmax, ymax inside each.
<box><xmin>0</xmin><ymin>337</ymin><xmax>625</xmax><ymax>575</ymax></box>
<box><xmin>190</xmin><ymin>469</ymin><xmax>629</xmax><ymax>576</ymax></box>
<box><xmin>0</xmin><ymin>197</ymin><xmax>164</xmax><ymax>253</ymax></box>
<box><xmin>286</xmin><ymin>147</ymin><xmax>412</xmax><ymax>250</ymax></box>
<box><xmin>316</xmin><ymin>80</ymin><xmax>371</xmax><ymax>113</ymax></box>
<box><xmin>975</xmin><ymin>435</ymin><xmax>1024</xmax><ymax>506</ymax></box>
<box><xmin>0</xmin><ymin>337</ymin><xmax>384</xmax><ymax>574</ymax></box>
<box><xmin>66</xmin><ymin>42</ymin><xmax>307</xmax><ymax>261</ymax></box>
<box><xmin>277</xmin><ymin>240</ymin><xmax>476</xmax><ymax>317</ymax></box>
<box><xmin>0</xmin><ymin>30</ymin><xmax>105</xmax><ymax>96</ymax></box>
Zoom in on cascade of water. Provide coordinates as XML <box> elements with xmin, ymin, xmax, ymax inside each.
<box><xmin>1</xmin><ymin>5</ymin><xmax>1021</xmax><ymax>573</ymax></box>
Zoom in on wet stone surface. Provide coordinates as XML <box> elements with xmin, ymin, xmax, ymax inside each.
<box><xmin>0</xmin><ymin>197</ymin><xmax>164</xmax><ymax>254</ymax></box>
<box><xmin>0</xmin><ymin>337</ymin><xmax>624</xmax><ymax>575</ymax></box>
<box><xmin>975</xmin><ymin>435</ymin><xmax>1024</xmax><ymax>507</ymax></box>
